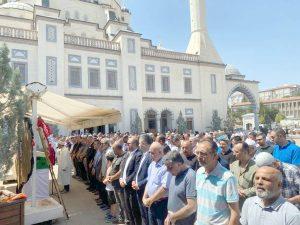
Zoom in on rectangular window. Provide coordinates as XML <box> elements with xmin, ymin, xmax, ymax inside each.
<box><xmin>88</xmin><ymin>68</ymin><xmax>100</xmax><ymax>88</ymax></box>
<box><xmin>161</xmin><ymin>76</ymin><xmax>170</xmax><ymax>92</ymax></box>
<box><xmin>13</xmin><ymin>62</ymin><xmax>27</xmax><ymax>85</ymax></box>
<box><xmin>106</xmin><ymin>70</ymin><xmax>118</xmax><ymax>89</ymax></box>
<box><xmin>109</xmin><ymin>11</ymin><xmax>117</xmax><ymax>20</ymax></box>
<box><xmin>128</xmin><ymin>66</ymin><xmax>137</xmax><ymax>90</ymax></box>
<box><xmin>106</xmin><ymin>59</ymin><xmax>117</xmax><ymax>67</ymax></box>
<box><xmin>146</xmin><ymin>74</ymin><xmax>155</xmax><ymax>92</ymax></box>
<box><xmin>46</xmin><ymin>24</ymin><xmax>56</xmax><ymax>42</ymax></box>
<box><xmin>211</xmin><ymin>74</ymin><xmax>217</xmax><ymax>94</ymax></box>
<box><xmin>186</xmin><ymin>118</ymin><xmax>194</xmax><ymax>131</ymax></box>
<box><xmin>184</xmin><ymin>77</ymin><xmax>192</xmax><ymax>93</ymax></box>
<box><xmin>127</xmin><ymin>38</ymin><xmax>136</xmax><ymax>53</ymax></box>
<box><xmin>46</xmin><ymin>56</ymin><xmax>57</xmax><ymax>85</ymax></box>
<box><xmin>68</xmin><ymin>66</ymin><xmax>82</xmax><ymax>88</ymax></box>
<box><xmin>145</xmin><ymin>64</ymin><xmax>155</xmax><ymax>72</ymax></box>
<box><xmin>161</xmin><ymin>66</ymin><xmax>170</xmax><ymax>74</ymax></box>
<box><xmin>42</xmin><ymin>0</ymin><xmax>49</xmax><ymax>7</ymax></box>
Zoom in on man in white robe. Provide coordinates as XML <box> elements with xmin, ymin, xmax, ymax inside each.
<box><xmin>57</xmin><ymin>140</ymin><xmax>72</xmax><ymax>193</ymax></box>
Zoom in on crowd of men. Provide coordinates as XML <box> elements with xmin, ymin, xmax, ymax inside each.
<box><xmin>56</xmin><ymin>128</ymin><xmax>300</xmax><ymax>225</ymax></box>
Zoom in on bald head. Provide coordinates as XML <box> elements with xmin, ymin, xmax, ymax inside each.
<box><xmin>149</xmin><ymin>142</ymin><xmax>164</xmax><ymax>162</ymax></box>
<box><xmin>255</xmin><ymin>166</ymin><xmax>282</xmax><ymax>201</ymax></box>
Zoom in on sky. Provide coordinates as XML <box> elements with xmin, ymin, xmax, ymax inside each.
<box><xmin>124</xmin><ymin>0</ymin><xmax>300</xmax><ymax>90</ymax></box>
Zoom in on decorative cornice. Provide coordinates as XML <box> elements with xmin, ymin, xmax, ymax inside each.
<box><xmin>143</xmin><ymin>97</ymin><xmax>201</xmax><ymax>102</ymax></box>
<box><xmin>65</xmin><ymin>93</ymin><xmax>123</xmax><ymax>100</ymax></box>
<box><xmin>112</xmin><ymin>30</ymin><xmax>141</xmax><ymax>41</ymax></box>
<box><xmin>65</xmin><ymin>19</ymin><xmax>104</xmax><ymax>31</ymax></box>
<box><xmin>104</xmin><ymin>20</ymin><xmax>128</xmax><ymax>30</ymax></box>
<box><xmin>34</xmin><ymin>5</ymin><xmax>60</xmax><ymax>13</ymax></box>
<box><xmin>226</xmin><ymin>78</ymin><xmax>259</xmax><ymax>84</ymax></box>
<box><xmin>35</xmin><ymin>15</ymin><xmax>65</xmax><ymax>24</ymax></box>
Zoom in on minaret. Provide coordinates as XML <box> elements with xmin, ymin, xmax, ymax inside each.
<box><xmin>186</xmin><ymin>0</ymin><xmax>223</xmax><ymax>64</ymax></box>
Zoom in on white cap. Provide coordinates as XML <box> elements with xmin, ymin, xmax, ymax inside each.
<box><xmin>255</xmin><ymin>152</ymin><xmax>276</xmax><ymax>167</ymax></box>
<box><xmin>245</xmin><ymin>138</ymin><xmax>256</xmax><ymax>146</ymax></box>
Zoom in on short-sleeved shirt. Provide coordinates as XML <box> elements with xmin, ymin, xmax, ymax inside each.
<box><xmin>240</xmin><ymin>196</ymin><xmax>300</xmax><ymax>225</ymax></box>
<box><xmin>146</xmin><ymin>158</ymin><xmax>172</xmax><ymax>198</ymax></box>
<box><xmin>273</xmin><ymin>141</ymin><xmax>300</xmax><ymax>166</ymax></box>
<box><xmin>168</xmin><ymin>168</ymin><xmax>196</xmax><ymax>225</ymax></box>
<box><xmin>110</xmin><ymin>152</ymin><xmax>128</xmax><ymax>189</ymax></box>
<box><xmin>279</xmin><ymin>162</ymin><xmax>300</xmax><ymax>209</ymax></box>
<box><xmin>196</xmin><ymin>162</ymin><xmax>239</xmax><ymax>225</ymax></box>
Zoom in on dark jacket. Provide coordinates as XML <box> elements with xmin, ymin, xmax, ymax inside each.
<box><xmin>121</xmin><ymin>149</ymin><xmax>143</xmax><ymax>187</ymax></box>
<box><xmin>135</xmin><ymin>151</ymin><xmax>152</xmax><ymax>191</ymax></box>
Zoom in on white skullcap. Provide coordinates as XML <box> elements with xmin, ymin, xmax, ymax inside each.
<box><xmin>255</xmin><ymin>152</ymin><xmax>276</xmax><ymax>167</ymax></box>
<box><xmin>245</xmin><ymin>138</ymin><xmax>256</xmax><ymax>146</ymax></box>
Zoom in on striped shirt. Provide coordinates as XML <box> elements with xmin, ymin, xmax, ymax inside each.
<box><xmin>196</xmin><ymin>162</ymin><xmax>239</xmax><ymax>225</ymax></box>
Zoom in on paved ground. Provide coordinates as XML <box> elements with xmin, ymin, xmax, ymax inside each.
<box><xmin>53</xmin><ymin>178</ymin><xmax>111</xmax><ymax>225</ymax></box>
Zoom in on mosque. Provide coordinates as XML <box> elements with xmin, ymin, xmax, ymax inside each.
<box><xmin>0</xmin><ymin>0</ymin><xmax>259</xmax><ymax>133</ymax></box>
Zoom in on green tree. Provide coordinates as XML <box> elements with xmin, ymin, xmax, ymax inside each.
<box><xmin>130</xmin><ymin>112</ymin><xmax>142</xmax><ymax>134</ymax></box>
<box><xmin>211</xmin><ymin>110</ymin><xmax>222</xmax><ymax>131</ymax></box>
<box><xmin>0</xmin><ymin>45</ymin><xmax>27</xmax><ymax>180</ymax></box>
<box><xmin>275</xmin><ymin>113</ymin><xmax>285</xmax><ymax>124</ymax></box>
<box><xmin>223</xmin><ymin>108</ymin><xmax>235</xmax><ymax>132</ymax></box>
<box><xmin>176</xmin><ymin>111</ymin><xmax>187</xmax><ymax>133</ymax></box>
<box><xmin>259</xmin><ymin>103</ymin><xmax>279</xmax><ymax>126</ymax></box>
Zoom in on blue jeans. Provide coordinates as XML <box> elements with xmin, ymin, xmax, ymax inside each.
<box><xmin>148</xmin><ymin>198</ymin><xmax>168</xmax><ymax>225</ymax></box>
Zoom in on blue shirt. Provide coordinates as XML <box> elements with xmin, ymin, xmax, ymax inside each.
<box><xmin>146</xmin><ymin>158</ymin><xmax>172</xmax><ymax>198</ymax></box>
<box><xmin>196</xmin><ymin>162</ymin><xmax>239</xmax><ymax>225</ymax></box>
<box><xmin>273</xmin><ymin>141</ymin><xmax>300</xmax><ymax>166</ymax></box>
<box><xmin>240</xmin><ymin>196</ymin><xmax>300</xmax><ymax>225</ymax></box>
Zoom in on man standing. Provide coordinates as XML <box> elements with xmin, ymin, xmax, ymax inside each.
<box><xmin>231</xmin><ymin>142</ymin><xmax>257</xmax><ymax>208</ymax></box>
<box><xmin>132</xmin><ymin>134</ymin><xmax>153</xmax><ymax>225</ymax></box>
<box><xmin>57</xmin><ymin>140</ymin><xmax>72</xmax><ymax>193</ymax></box>
<box><xmin>157</xmin><ymin>135</ymin><xmax>171</xmax><ymax>155</ymax></box>
<box><xmin>109</xmin><ymin>142</ymin><xmax>128</xmax><ymax>224</ymax></box>
<box><xmin>120</xmin><ymin>137</ymin><xmax>142</xmax><ymax>225</ymax></box>
<box><xmin>273</xmin><ymin>128</ymin><xmax>300</xmax><ymax>165</ymax></box>
<box><xmin>164</xmin><ymin>151</ymin><xmax>197</xmax><ymax>225</ymax></box>
<box><xmin>255</xmin><ymin>152</ymin><xmax>300</xmax><ymax>209</ymax></box>
<box><xmin>142</xmin><ymin>142</ymin><xmax>172</xmax><ymax>225</ymax></box>
<box><xmin>194</xmin><ymin>140</ymin><xmax>240</xmax><ymax>225</ymax></box>
<box><xmin>256</xmin><ymin>132</ymin><xmax>274</xmax><ymax>155</ymax></box>
<box><xmin>180</xmin><ymin>140</ymin><xmax>198</xmax><ymax>171</ymax></box>
<box><xmin>240</xmin><ymin>166</ymin><xmax>300</xmax><ymax>225</ymax></box>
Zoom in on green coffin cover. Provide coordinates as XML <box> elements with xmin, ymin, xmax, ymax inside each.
<box><xmin>36</xmin><ymin>156</ymin><xmax>49</xmax><ymax>170</ymax></box>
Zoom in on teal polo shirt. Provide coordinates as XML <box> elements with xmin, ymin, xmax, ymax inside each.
<box><xmin>273</xmin><ymin>141</ymin><xmax>300</xmax><ymax>166</ymax></box>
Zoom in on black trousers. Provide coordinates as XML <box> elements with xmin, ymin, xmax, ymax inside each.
<box><xmin>124</xmin><ymin>186</ymin><xmax>142</xmax><ymax>225</ymax></box>
<box><xmin>64</xmin><ymin>185</ymin><xmax>70</xmax><ymax>192</ymax></box>
<box><xmin>137</xmin><ymin>188</ymin><xmax>149</xmax><ymax>225</ymax></box>
<box><xmin>97</xmin><ymin>181</ymin><xmax>108</xmax><ymax>206</ymax></box>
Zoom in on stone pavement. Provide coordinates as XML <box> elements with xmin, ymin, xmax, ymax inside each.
<box><xmin>53</xmin><ymin>178</ymin><xmax>112</xmax><ymax>225</ymax></box>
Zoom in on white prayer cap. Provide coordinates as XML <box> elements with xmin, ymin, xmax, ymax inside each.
<box><xmin>245</xmin><ymin>138</ymin><xmax>256</xmax><ymax>146</ymax></box>
<box><xmin>255</xmin><ymin>152</ymin><xmax>276</xmax><ymax>167</ymax></box>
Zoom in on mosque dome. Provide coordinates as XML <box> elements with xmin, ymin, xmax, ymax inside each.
<box><xmin>225</xmin><ymin>64</ymin><xmax>242</xmax><ymax>76</ymax></box>
<box><xmin>0</xmin><ymin>2</ymin><xmax>34</xmax><ymax>12</ymax></box>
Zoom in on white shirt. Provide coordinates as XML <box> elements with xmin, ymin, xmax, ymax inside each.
<box><xmin>121</xmin><ymin>149</ymin><xmax>138</xmax><ymax>184</ymax></box>
<box><xmin>135</xmin><ymin>152</ymin><xmax>147</xmax><ymax>186</ymax></box>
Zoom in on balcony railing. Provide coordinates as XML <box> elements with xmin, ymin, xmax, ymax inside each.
<box><xmin>64</xmin><ymin>34</ymin><xmax>120</xmax><ymax>52</ymax></box>
<box><xmin>141</xmin><ymin>47</ymin><xmax>200</xmax><ymax>63</ymax></box>
<box><xmin>0</xmin><ymin>26</ymin><xmax>37</xmax><ymax>40</ymax></box>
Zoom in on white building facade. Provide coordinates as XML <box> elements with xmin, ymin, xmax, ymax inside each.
<box><xmin>0</xmin><ymin>0</ymin><xmax>259</xmax><ymax>133</ymax></box>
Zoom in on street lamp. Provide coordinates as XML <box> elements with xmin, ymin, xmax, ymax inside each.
<box><xmin>25</xmin><ymin>82</ymin><xmax>47</xmax><ymax>207</ymax></box>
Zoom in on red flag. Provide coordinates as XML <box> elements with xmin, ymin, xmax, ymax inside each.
<box><xmin>37</xmin><ymin>117</ymin><xmax>55</xmax><ymax>165</ymax></box>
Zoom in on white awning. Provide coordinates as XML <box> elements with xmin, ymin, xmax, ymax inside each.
<box><xmin>27</xmin><ymin>91</ymin><xmax>121</xmax><ymax>130</ymax></box>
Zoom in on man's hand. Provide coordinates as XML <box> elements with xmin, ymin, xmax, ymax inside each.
<box><xmin>164</xmin><ymin>214</ymin><xmax>171</xmax><ymax>225</ymax></box>
<box><xmin>143</xmin><ymin>197</ymin><xmax>153</xmax><ymax>208</ymax></box>
<box><xmin>238</xmin><ymin>189</ymin><xmax>246</xmax><ymax>198</ymax></box>
<box><xmin>165</xmin><ymin>212</ymin><xmax>175</xmax><ymax>225</ymax></box>
<box><xmin>132</xmin><ymin>181</ymin><xmax>139</xmax><ymax>190</ymax></box>
<box><xmin>120</xmin><ymin>180</ymin><xmax>126</xmax><ymax>188</ymax></box>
